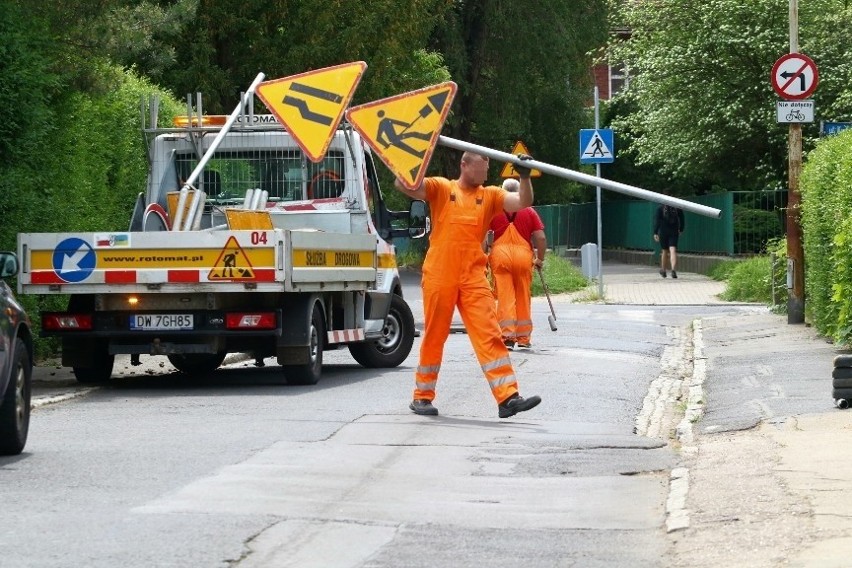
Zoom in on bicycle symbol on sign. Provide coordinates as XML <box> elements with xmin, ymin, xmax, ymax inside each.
<box><xmin>786</xmin><ymin>109</ymin><xmax>806</xmax><ymax>122</ymax></box>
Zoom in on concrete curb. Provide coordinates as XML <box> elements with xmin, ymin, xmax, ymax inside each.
<box><xmin>665</xmin><ymin>320</ymin><xmax>707</xmax><ymax>533</ymax></box>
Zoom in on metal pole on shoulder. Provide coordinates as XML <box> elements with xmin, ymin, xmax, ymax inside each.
<box><xmin>173</xmin><ymin>72</ymin><xmax>266</xmax><ymax>231</ymax></box>
<box><xmin>436</xmin><ymin>136</ymin><xmax>722</xmax><ymax>219</ymax></box>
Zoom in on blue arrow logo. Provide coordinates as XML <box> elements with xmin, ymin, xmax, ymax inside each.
<box><xmin>52</xmin><ymin>238</ymin><xmax>96</xmax><ymax>282</ymax></box>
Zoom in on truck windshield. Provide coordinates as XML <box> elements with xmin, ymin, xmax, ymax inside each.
<box><xmin>175</xmin><ymin>150</ymin><xmax>346</xmax><ymax>205</ymax></box>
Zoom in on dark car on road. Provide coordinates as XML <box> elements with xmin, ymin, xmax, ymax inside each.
<box><xmin>0</xmin><ymin>251</ymin><xmax>32</xmax><ymax>455</ymax></box>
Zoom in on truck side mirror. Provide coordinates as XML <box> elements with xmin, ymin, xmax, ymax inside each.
<box><xmin>408</xmin><ymin>200</ymin><xmax>430</xmax><ymax>239</ymax></box>
<box><xmin>0</xmin><ymin>252</ymin><xmax>19</xmax><ymax>278</ymax></box>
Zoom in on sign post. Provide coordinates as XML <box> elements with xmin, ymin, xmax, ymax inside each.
<box><xmin>579</xmin><ymin>88</ymin><xmax>614</xmax><ymax>297</ymax></box>
<box><xmin>773</xmin><ymin>0</ymin><xmax>814</xmax><ymax>324</ymax></box>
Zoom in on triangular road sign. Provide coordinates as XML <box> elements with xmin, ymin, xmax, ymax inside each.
<box><xmin>208</xmin><ymin>236</ymin><xmax>256</xmax><ymax>280</ymax></box>
<box><xmin>346</xmin><ymin>82</ymin><xmax>457</xmax><ymax>190</ymax></box>
<box><xmin>579</xmin><ymin>129</ymin><xmax>614</xmax><ymax>164</ymax></box>
<box><xmin>256</xmin><ymin>61</ymin><xmax>367</xmax><ymax>162</ymax></box>
<box><xmin>499</xmin><ymin>140</ymin><xmax>542</xmax><ymax>178</ymax></box>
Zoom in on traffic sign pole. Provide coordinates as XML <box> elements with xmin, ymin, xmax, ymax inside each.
<box><xmin>786</xmin><ymin>0</ymin><xmax>805</xmax><ymax>324</ymax></box>
<box><xmin>594</xmin><ymin>86</ymin><xmax>604</xmax><ymax>298</ymax></box>
<box><xmin>436</xmin><ymin>136</ymin><xmax>722</xmax><ymax>219</ymax></box>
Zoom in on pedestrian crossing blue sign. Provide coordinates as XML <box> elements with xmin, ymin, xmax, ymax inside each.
<box><xmin>579</xmin><ymin>129</ymin><xmax>614</xmax><ymax>164</ymax></box>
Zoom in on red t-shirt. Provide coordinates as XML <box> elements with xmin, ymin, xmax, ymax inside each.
<box><xmin>490</xmin><ymin>208</ymin><xmax>544</xmax><ymax>246</ymax></box>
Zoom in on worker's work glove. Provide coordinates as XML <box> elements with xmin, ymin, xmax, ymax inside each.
<box><xmin>514</xmin><ymin>154</ymin><xmax>533</xmax><ymax>179</ymax></box>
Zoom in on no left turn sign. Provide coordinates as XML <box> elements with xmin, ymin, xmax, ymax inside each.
<box><xmin>771</xmin><ymin>53</ymin><xmax>819</xmax><ymax>100</ymax></box>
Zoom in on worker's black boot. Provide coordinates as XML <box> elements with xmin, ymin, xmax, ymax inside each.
<box><xmin>498</xmin><ymin>394</ymin><xmax>542</xmax><ymax>418</ymax></box>
<box><xmin>409</xmin><ymin>399</ymin><xmax>439</xmax><ymax>416</ymax></box>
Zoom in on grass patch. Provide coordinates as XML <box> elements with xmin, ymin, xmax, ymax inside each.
<box><xmin>718</xmin><ymin>256</ymin><xmax>774</xmax><ymax>303</ymax></box>
<box><xmin>709</xmin><ymin>239</ymin><xmax>787</xmax><ymax>313</ymax></box>
<box><xmin>532</xmin><ymin>254</ymin><xmax>589</xmax><ymax>296</ymax></box>
<box><xmin>707</xmin><ymin>259</ymin><xmax>740</xmax><ymax>281</ymax></box>
<box><xmin>712</xmin><ymin>238</ymin><xmax>786</xmax><ymax>309</ymax></box>
<box><xmin>396</xmin><ymin>247</ymin><xmax>425</xmax><ymax>269</ymax></box>
<box><xmin>398</xmin><ymin>246</ymin><xmax>588</xmax><ymax>297</ymax></box>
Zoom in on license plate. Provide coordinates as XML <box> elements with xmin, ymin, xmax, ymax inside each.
<box><xmin>130</xmin><ymin>314</ymin><xmax>194</xmax><ymax>331</ymax></box>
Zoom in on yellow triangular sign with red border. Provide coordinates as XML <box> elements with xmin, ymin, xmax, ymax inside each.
<box><xmin>208</xmin><ymin>236</ymin><xmax>255</xmax><ymax>280</ymax></box>
<box><xmin>346</xmin><ymin>82</ymin><xmax>457</xmax><ymax>190</ymax></box>
<box><xmin>256</xmin><ymin>61</ymin><xmax>367</xmax><ymax>163</ymax></box>
<box><xmin>500</xmin><ymin>140</ymin><xmax>542</xmax><ymax>178</ymax></box>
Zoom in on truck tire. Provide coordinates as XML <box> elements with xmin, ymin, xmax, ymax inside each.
<box><xmin>0</xmin><ymin>340</ymin><xmax>31</xmax><ymax>456</ymax></box>
<box><xmin>168</xmin><ymin>352</ymin><xmax>227</xmax><ymax>376</ymax></box>
<box><xmin>348</xmin><ymin>294</ymin><xmax>415</xmax><ymax>368</ymax></box>
<box><xmin>73</xmin><ymin>353</ymin><xmax>115</xmax><ymax>384</ymax></box>
<box><xmin>285</xmin><ymin>303</ymin><xmax>324</xmax><ymax>385</ymax></box>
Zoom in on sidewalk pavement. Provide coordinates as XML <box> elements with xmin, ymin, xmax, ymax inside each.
<box><xmin>564</xmin><ymin>261</ymin><xmax>851</xmax><ymax>566</ymax></box>
<box><xmin>565</xmin><ymin>260</ymin><xmax>730</xmax><ymax>305</ymax></box>
<box><xmin>31</xmin><ymin>261</ymin><xmax>851</xmax><ymax>564</ymax></box>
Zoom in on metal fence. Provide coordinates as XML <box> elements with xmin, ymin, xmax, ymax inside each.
<box><xmin>535</xmin><ymin>190</ymin><xmax>787</xmax><ymax>256</ymax></box>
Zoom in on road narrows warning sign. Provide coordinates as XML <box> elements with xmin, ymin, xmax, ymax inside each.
<box><xmin>256</xmin><ymin>62</ymin><xmax>367</xmax><ymax>162</ymax></box>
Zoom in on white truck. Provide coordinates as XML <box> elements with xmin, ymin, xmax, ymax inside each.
<box><xmin>17</xmin><ymin>99</ymin><xmax>426</xmax><ymax>385</ymax></box>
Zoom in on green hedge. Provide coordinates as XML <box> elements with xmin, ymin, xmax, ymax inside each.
<box><xmin>801</xmin><ymin>129</ymin><xmax>852</xmax><ymax>343</ymax></box>
<box><xmin>0</xmin><ymin>63</ymin><xmax>182</xmax><ymax>359</ymax></box>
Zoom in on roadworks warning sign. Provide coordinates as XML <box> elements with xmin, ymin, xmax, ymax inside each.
<box><xmin>208</xmin><ymin>236</ymin><xmax>256</xmax><ymax>280</ymax></box>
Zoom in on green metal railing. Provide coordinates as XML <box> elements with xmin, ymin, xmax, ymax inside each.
<box><xmin>395</xmin><ymin>190</ymin><xmax>785</xmax><ymax>258</ymax></box>
<box><xmin>534</xmin><ymin>191</ymin><xmax>785</xmax><ymax>256</ymax></box>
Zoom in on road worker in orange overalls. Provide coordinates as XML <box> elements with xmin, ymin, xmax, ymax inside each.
<box><xmin>394</xmin><ymin>152</ymin><xmax>541</xmax><ymax>418</ymax></box>
<box><xmin>489</xmin><ymin>178</ymin><xmax>547</xmax><ymax>350</ymax></box>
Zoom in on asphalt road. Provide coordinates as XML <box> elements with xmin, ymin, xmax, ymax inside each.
<box><xmin>1</xmin><ymin>269</ymin><xmax>785</xmax><ymax>567</ymax></box>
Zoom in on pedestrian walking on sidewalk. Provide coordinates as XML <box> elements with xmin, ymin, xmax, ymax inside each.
<box><xmin>489</xmin><ymin>178</ymin><xmax>547</xmax><ymax>350</ymax></box>
<box><xmin>653</xmin><ymin>202</ymin><xmax>685</xmax><ymax>278</ymax></box>
<box><xmin>393</xmin><ymin>152</ymin><xmax>542</xmax><ymax>419</ymax></box>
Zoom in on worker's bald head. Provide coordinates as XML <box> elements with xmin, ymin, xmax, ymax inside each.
<box><xmin>459</xmin><ymin>152</ymin><xmax>489</xmax><ymax>188</ymax></box>
<box><xmin>461</xmin><ymin>152</ymin><xmax>488</xmax><ymax>165</ymax></box>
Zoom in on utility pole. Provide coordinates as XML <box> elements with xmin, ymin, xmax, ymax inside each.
<box><xmin>787</xmin><ymin>0</ymin><xmax>805</xmax><ymax>324</ymax></box>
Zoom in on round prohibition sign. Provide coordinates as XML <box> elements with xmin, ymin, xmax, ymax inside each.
<box><xmin>771</xmin><ymin>53</ymin><xmax>819</xmax><ymax>100</ymax></box>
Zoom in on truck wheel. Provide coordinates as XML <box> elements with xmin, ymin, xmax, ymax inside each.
<box><xmin>168</xmin><ymin>352</ymin><xmax>227</xmax><ymax>376</ymax></box>
<box><xmin>348</xmin><ymin>294</ymin><xmax>415</xmax><ymax>368</ymax></box>
<box><xmin>0</xmin><ymin>340</ymin><xmax>32</xmax><ymax>456</ymax></box>
<box><xmin>72</xmin><ymin>353</ymin><xmax>115</xmax><ymax>384</ymax></box>
<box><xmin>285</xmin><ymin>304</ymin><xmax>324</xmax><ymax>385</ymax></box>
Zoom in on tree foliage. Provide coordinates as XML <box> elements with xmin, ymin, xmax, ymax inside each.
<box><xmin>0</xmin><ymin>1</ymin><xmax>64</xmax><ymax>249</ymax></box>
<box><xmin>0</xmin><ymin>0</ymin><xmax>613</xmax><ymax>246</ymax></box>
<box><xmin>430</xmin><ymin>0</ymin><xmax>608</xmax><ymax>201</ymax></box>
<box><xmin>607</xmin><ymin>0</ymin><xmax>852</xmax><ymax>193</ymax></box>
<box><xmin>15</xmin><ymin>0</ymin><xmax>198</xmax><ymax>89</ymax></box>
<box><xmin>164</xmin><ymin>0</ymin><xmax>453</xmax><ymax>113</ymax></box>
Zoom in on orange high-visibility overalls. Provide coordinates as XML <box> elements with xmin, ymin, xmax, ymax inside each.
<box><xmin>489</xmin><ymin>215</ymin><xmax>534</xmax><ymax>345</ymax></box>
<box><xmin>414</xmin><ymin>178</ymin><xmax>519</xmax><ymax>405</ymax></box>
